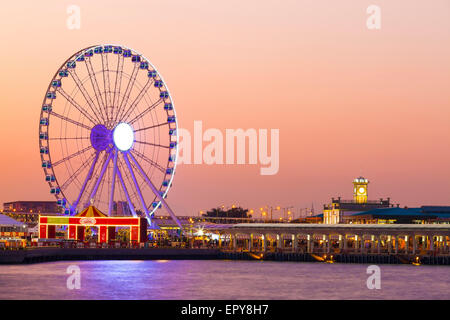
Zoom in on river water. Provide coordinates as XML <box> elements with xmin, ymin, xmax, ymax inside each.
<box><xmin>0</xmin><ymin>260</ymin><xmax>448</xmax><ymax>299</ymax></box>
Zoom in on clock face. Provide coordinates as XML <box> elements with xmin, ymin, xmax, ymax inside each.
<box><xmin>358</xmin><ymin>187</ymin><xmax>366</xmax><ymax>194</ymax></box>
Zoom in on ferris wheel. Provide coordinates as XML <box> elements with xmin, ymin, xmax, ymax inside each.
<box><xmin>38</xmin><ymin>44</ymin><xmax>181</xmax><ymax>227</ymax></box>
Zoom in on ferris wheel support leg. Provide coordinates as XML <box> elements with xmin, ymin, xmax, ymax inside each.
<box><xmin>108</xmin><ymin>148</ymin><xmax>119</xmax><ymax>216</ymax></box>
<box><xmin>128</xmin><ymin>152</ymin><xmax>183</xmax><ymax>230</ymax></box>
<box><xmin>73</xmin><ymin>151</ymin><xmax>100</xmax><ymax>211</ymax></box>
<box><xmin>116</xmin><ymin>165</ymin><xmax>137</xmax><ymax>217</ymax></box>
<box><xmin>123</xmin><ymin>152</ymin><xmax>151</xmax><ymax>221</ymax></box>
<box><xmin>89</xmin><ymin>150</ymin><xmax>113</xmax><ymax>204</ymax></box>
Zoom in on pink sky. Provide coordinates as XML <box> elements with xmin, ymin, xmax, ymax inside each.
<box><xmin>0</xmin><ymin>1</ymin><xmax>449</xmax><ymax>217</ymax></box>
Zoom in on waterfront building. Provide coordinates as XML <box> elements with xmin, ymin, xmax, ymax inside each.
<box><xmin>2</xmin><ymin>201</ymin><xmax>62</xmax><ymax>227</ymax></box>
<box><xmin>0</xmin><ymin>214</ymin><xmax>27</xmax><ymax>236</ymax></box>
<box><xmin>344</xmin><ymin>206</ymin><xmax>450</xmax><ymax>224</ymax></box>
<box><xmin>0</xmin><ymin>214</ymin><xmax>28</xmax><ymax>248</ymax></box>
<box><xmin>321</xmin><ymin>177</ymin><xmax>450</xmax><ymax>224</ymax></box>
<box><xmin>1</xmin><ymin>211</ymin><xmax>62</xmax><ymax>226</ymax></box>
<box><xmin>323</xmin><ymin>177</ymin><xmax>392</xmax><ymax>224</ymax></box>
<box><xmin>219</xmin><ymin>223</ymin><xmax>450</xmax><ymax>257</ymax></box>
<box><xmin>38</xmin><ymin>205</ymin><xmax>147</xmax><ymax>243</ymax></box>
<box><xmin>3</xmin><ymin>201</ymin><xmax>61</xmax><ymax>213</ymax></box>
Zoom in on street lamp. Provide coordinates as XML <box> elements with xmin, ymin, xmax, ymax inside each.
<box><xmin>259</xmin><ymin>205</ymin><xmax>281</xmax><ymax>222</ymax></box>
<box><xmin>280</xmin><ymin>206</ymin><xmax>294</xmax><ymax>221</ymax></box>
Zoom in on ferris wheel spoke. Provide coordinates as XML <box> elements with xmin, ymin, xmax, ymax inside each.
<box><xmin>116</xmin><ymin>161</ymin><xmax>137</xmax><ymax>217</ymax></box>
<box><xmin>112</xmin><ymin>54</ymin><xmax>124</xmax><ymax>121</ymax></box>
<box><xmin>56</xmin><ymin>87</ymin><xmax>99</xmax><ymax>125</ymax></box>
<box><xmin>128</xmin><ymin>99</ymin><xmax>163</xmax><ymax>125</ymax></box>
<box><xmin>68</xmin><ymin>69</ymin><xmax>104</xmax><ymax>124</ymax></box>
<box><xmin>134</xmin><ymin>140</ymin><xmax>169</xmax><ymax>149</ymax></box>
<box><xmin>130</xmin><ymin>149</ymin><xmax>166</xmax><ymax>173</ymax></box>
<box><xmin>119</xmin><ymin>157</ymin><xmax>142</xmax><ymax>202</ymax></box>
<box><xmin>101</xmin><ymin>53</ymin><xmax>112</xmax><ymax>121</ymax></box>
<box><xmin>123</xmin><ymin>152</ymin><xmax>150</xmax><ymax>219</ymax></box>
<box><xmin>60</xmin><ymin>160</ymin><xmax>87</xmax><ymax>192</ymax></box>
<box><xmin>85</xmin><ymin>58</ymin><xmax>107</xmax><ymax>122</ymax></box>
<box><xmin>72</xmin><ymin>151</ymin><xmax>100</xmax><ymax>209</ymax></box>
<box><xmin>49</xmin><ymin>136</ymin><xmax>90</xmax><ymax>141</ymax></box>
<box><xmin>50</xmin><ymin>111</ymin><xmax>92</xmax><ymax>131</ymax></box>
<box><xmin>108</xmin><ymin>148</ymin><xmax>119</xmax><ymax>216</ymax></box>
<box><xmin>117</xmin><ymin>63</ymin><xmax>139</xmax><ymax>122</ymax></box>
<box><xmin>52</xmin><ymin>146</ymin><xmax>93</xmax><ymax>167</ymax></box>
<box><xmin>134</xmin><ymin>122</ymin><xmax>169</xmax><ymax>133</ymax></box>
<box><xmin>95</xmin><ymin>159</ymin><xmax>109</xmax><ymax>207</ymax></box>
<box><xmin>60</xmin><ymin>151</ymin><xmax>97</xmax><ymax>192</ymax></box>
<box><xmin>119</xmin><ymin>77</ymin><xmax>154</xmax><ymax>122</ymax></box>
<box><xmin>128</xmin><ymin>152</ymin><xmax>182</xmax><ymax>228</ymax></box>
<box><xmin>88</xmin><ymin>150</ymin><xmax>113</xmax><ymax>203</ymax></box>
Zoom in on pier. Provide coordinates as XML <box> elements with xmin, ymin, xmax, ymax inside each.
<box><xmin>0</xmin><ymin>248</ymin><xmax>221</xmax><ymax>264</ymax></box>
<box><xmin>2</xmin><ymin>224</ymin><xmax>450</xmax><ymax>265</ymax></box>
<box><xmin>218</xmin><ymin>223</ymin><xmax>450</xmax><ymax>257</ymax></box>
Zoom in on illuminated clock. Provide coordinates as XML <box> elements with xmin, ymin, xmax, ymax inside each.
<box><xmin>358</xmin><ymin>187</ymin><xmax>366</xmax><ymax>194</ymax></box>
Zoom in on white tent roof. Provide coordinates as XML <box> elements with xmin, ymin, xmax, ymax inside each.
<box><xmin>0</xmin><ymin>214</ymin><xmax>25</xmax><ymax>227</ymax></box>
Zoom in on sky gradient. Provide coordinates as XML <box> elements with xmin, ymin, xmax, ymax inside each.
<box><xmin>0</xmin><ymin>0</ymin><xmax>449</xmax><ymax>217</ymax></box>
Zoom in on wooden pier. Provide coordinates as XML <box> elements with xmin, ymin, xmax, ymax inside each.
<box><xmin>0</xmin><ymin>248</ymin><xmax>221</xmax><ymax>264</ymax></box>
<box><xmin>217</xmin><ymin>223</ymin><xmax>450</xmax><ymax>262</ymax></box>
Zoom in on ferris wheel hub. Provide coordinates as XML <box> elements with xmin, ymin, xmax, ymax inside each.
<box><xmin>113</xmin><ymin>122</ymin><xmax>134</xmax><ymax>151</ymax></box>
<box><xmin>90</xmin><ymin>124</ymin><xmax>111</xmax><ymax>151</ymax></box>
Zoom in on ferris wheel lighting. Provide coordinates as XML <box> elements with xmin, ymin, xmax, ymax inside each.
<box><xmin>40</xmin><ymin>44</ymin><xmax>179</xmax><ymax>223</ymax></box>
<box><xmin>196</xmin><ymin>228</ymin><xmax>204</xmax><ymax>236</ymax></box>
<box><xmin>113</xmin><ymin>123</ymin><xmax>134</xmax><ymax>151</ymax></box>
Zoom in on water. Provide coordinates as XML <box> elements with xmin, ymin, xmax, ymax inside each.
<box><xmin>0</xmin><ymin>260</ymin><xmax>449</xmax><ymax>299</ymax></box>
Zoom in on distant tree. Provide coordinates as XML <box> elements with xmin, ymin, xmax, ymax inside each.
<box><xmin>203</xmin><ymin>207</ymin><xmax>251</xmax><ymax>218</ymax></box>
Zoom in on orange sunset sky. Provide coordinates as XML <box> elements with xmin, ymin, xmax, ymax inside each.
<box><xmin>0</xmin><ymin>0</ymin><xmax>449</xmax><ymax>217</ymax></box>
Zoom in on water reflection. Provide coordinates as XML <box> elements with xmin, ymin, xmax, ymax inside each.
<box><xmin>0</xmin><ymin>260</ymin><xmax>449</xmax><ymax>300</ymax></box>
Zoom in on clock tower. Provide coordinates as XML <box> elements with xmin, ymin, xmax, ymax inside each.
<box><xmin>353</xmin><ymin>176</ymin><xmax>368</xmax><ymax>204</ymax></box>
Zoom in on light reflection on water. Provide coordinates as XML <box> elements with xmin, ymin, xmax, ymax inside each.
<box><xmin>0</xmin><ymin>260</ymin><xmax>449</xmax><ymax>300</ymax></box>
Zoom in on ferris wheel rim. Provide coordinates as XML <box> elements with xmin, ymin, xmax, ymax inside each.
<box><xmin>39</xmin><ymin>44</ymin><xmax>179</xmax><ymax>219</ymax></box>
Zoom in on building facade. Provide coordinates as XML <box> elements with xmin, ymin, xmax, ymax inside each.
<box><xmin>3</xmin><ymin>201</ymin><xmax>60</xmax><ymax>214</ymax></box>
<box><xmin>323</xmin><ymin>177</ymin><xmax>392</xmax><ymax>224</ymax></box>
<box><xmin>344</xmin><ymin>206</ymin><xmax>450</xmax><ymax>224</ymax></box>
